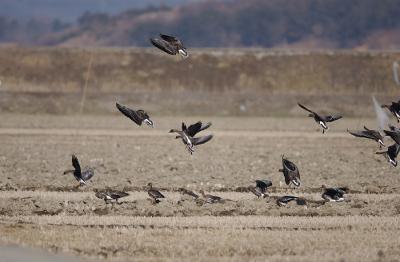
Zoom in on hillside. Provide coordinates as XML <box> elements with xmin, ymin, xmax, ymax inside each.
<box><xmin>1</xmin><ymin>0</ymin><xmax>400</xmax><ymax>49</ymax></box>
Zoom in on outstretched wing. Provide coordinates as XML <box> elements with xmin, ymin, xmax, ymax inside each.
<box><xmin>71</xmin><ymin>155</ymin><xmax>81</xmax><ymax>172</ymax></box>
<box><xmin>298</xmin><ymin>103</ymin><xmax>316</xmax><ymax>115</ymax></box>
<box><xmin>347</xmin><ymin>130</ymin><xmax>376</xmax><ymax>140</ymax></box>
<box><xmin>160</xmin><ymin>34</ymin><xmax>179</xmax><ymax>43</ymax></box>
<box><xmin>150</xmin><ymin>38</ymin><xmax>177</xmax><ymax>55</ymax></box>
<box><xmin>383</xmin><ymin>130</ymin><xmax>400</xmax><ymax>144</ymax></box>
<box><xmin>323</xmin><ymin>115</ymin><xmax>342</xmax><ymax>122</ymax></box>
<box><xmin>187</xmin><ymin>121</ymin><xmax>203</xmax><ymax>137</ymax></box>
<box><xmin>81</xmin><ymin>167</ymin><xmax>94</xmax><ymax>181</ymax></box>
<box><xmin>192</xmin><ymin>134</ymin><xmax>213</xmax><ymax>145</ymax></box>
<box><xmin>199</xmin><ymin>122</ymin><xmax>212</xmax><ymax>132</ymax></box>
<box><xmin>116</xmin><ymin>102</ymin><xmax>143</xmax><ymax>125</ymax></box>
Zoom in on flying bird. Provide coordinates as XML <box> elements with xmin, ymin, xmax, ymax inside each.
<box><xmin>321</xmin><ymin>185</ymin><xmax>348</xmax><ymax>202</ymax></box>
<box><xmin>150</xmin><ymin>34</ymin><xmax>188</xmax><ymax>58</ymax></box>
<box><xmin>169</xmin><ymin>122</ymin><xmax>213</xmax><ymax>154</ymax></box>
<box><xmin>146</xmin><ymin>183</ymin><xmax>165</xmax><ymax>204</ymax></box>
<box><xmin>95</xmin><ymin>190</ymin><xmax>129</xmax><ymax>204</ymax></box>
<box><xmin>298</xmin><ymin>103</ymin><xmax>342</xmax><ymax>133</ymax></box>
<box><xmin>63</xmin><ymin>155</ymin><xmax>94</xmax><ymax>186</ymax></box>
<box><xmin>249</xmin><ymin>180</ymin><xmax>272</xmax><ymax>198</ymax></box>
<box><xmin>347</xmin><ymin>126</ymin><xmax>385</xmax><ymax>148</ymax></box>
<box><xmin>381</xmin><ymin>101</ymin><xmax>400</xmax><ymax>122</ymax></box>
<box><xmin>116</xmin><ymin>102</ymin><xmax>153</xmax><ymax>127</ymax></box>
<box><xmin>279</xmin><ymin>155</ymin><xmax>301</xmax><ymax>188</ymax></box>
<box><xmin>383</xmin><ymin>128</ymin><xmax>400</xmax><ymax>145</ymax></box>
<box><xmin>376</xmin><ymin>143</ymin><xmax>400</xmax><ymax>167</ymax></box>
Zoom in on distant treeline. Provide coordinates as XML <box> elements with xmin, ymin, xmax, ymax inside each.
<box><xmin>1</xmin><ymin>0</ymin><xmax>400</xmax><ymax>48</ymax></box>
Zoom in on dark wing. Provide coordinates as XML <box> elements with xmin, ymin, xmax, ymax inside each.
<box><xmin>277</xmin><ymin>195</ymin><xmax>298</xmax><ymax>204</ymax></box>
<box><xmin>199</xmin><ymin>122</ymin><xmax>212</xmax><ymax>132</ymax></box>
<box><xmin>256</xmin><ymin>180</ymin><xmax>272</xmax><ymax>189</ymax></box>
<box><xmin>388</xmin><ymin>143</ymin><xmax>400</xmax><ymax>158</ymax></box>
<box><xmin>116</xmin><ymin>102</ymin><xmax>143</xmax><ymax>125</ymax></box>
<box><xmin>136</xmin><ymin>110</ymin><xmax>149</xmax><ymax>120</ymax></box>
<box><xmin>110</xmin><ymin>191</ymin><xmax>129</xmax><ymax>199</ymax></box>
<box><xmin>187</xmin><ymin>121</ymin><xmax>203</xmax><ymax>137</ymax></box>
<box><xmin>71</xmin><ymin>155</ymin><xmax>81</xmax><ymax>172</ymax></box>
<box><xmin>81</xmin><ymin>167</ymin><xmax>94</xmax><ymax>181</ymax></box>
<box><xmin>384</xmin><ymin>130</ymin><xmax>400</xmax><ymax>144</ymax></box>
<box><xmin>298</xmin><ymin>103</ymin><xmax>316</xmax><ymax>115</ymax></box>
<box><xmin>192</xmin><ymin>134</ymin><xmax>213</xmax><ymax>145</ymax></box>
<box><xmin>150</xmin><ymin>38</ymin><xmax>177</xmax><ymax>55</ymax></box>
<box><xmin>323</xmin><ymin>115</ymin><xmax>342</xmax><ymax>122</ymax></box>
<box><xmin>160</xmin><ymin>34</ymin><xmax>179</xmax><ymax>43</ymax></box>
<box><xmin>149</xmin><ymin>189</ymin><xmax>165</xmax><ymax>199</ymax></box>
<box><xmin>348</xmin><ymin>130</ymin><xmax>377</xmax><ymax>140</ymax></box>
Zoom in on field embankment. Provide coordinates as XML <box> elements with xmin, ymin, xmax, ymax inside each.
<box><xmin>0</xmin><ymin>47</ymin><xmax>399</xmax><ymax>116</ymax></box>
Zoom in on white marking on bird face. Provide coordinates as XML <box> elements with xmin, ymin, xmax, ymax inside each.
<box><xmin>389</xmin><ymin>158</ymin><xmax>397</xmax><ymax>167</ymax></box>
<box><xmin>319</xmin><ymin>121</ymin><xmax>327</xmax><ymax>129</ymax></box>
<box><xmin>144</xmin><ymin>119</ymin><xmax>153</xmax><ymax>127</ymax></box>
<box><xmin>179</xmin><ymin>49</ymin><xmax>188</xmax><ymax>58</ymax></box>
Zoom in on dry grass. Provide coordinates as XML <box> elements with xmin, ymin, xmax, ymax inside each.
<box><xmin>1</xmin><ymin>47</ymin><xmax>400</xmax><ymax>115</ymax></box>
<box><xmin>1</xmin><ymin>216</ymin><xmax>399</xmax><ymax>261</ymax></box>
<box><xmin>1</xmin><ymin>115</ymin><xmax>400</xmax><ymax>261</ymax></box>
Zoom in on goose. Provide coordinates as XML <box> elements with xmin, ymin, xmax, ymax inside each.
<box><xmin>116</xmin><ymin>102</ymin><xmax>153</xmax><ymax>127</ymax></box>
<box><xmin>381</xmin><ymin>101</ymin><xmax>400</xmax><ymax>122</ymax></box>
<box><xmin>383</xmin><ymin>127</ymin><xmax>400</xmax><ymax>145</ymax></box>
<box><xmin>95</xmin><ymin>190</ymin><xmax>129</xmax><ymax>204</ymax></box>
<box><xmin>199</xmin><ymin>190</ymin><xmax>223</xmax><ymax>204</ymax></box>
<box><xmin>321</xmin><ymin>185</ymin><xmax>347</xmax><ymax>202</ymax></box>
<box><xmin>174</xmin><ymin>121</ymin><xmax>211</xmax><ymax>139</ymax></box>
<box><xmin>279</xmin><ymin>155</ymin><xmax>301</xmax><ymax>188</ymax></box>
<box><xmin>169</xmin><ymin>122</ymin><xmax>213</xmax><ymax>154</ymax></box>
<box><xmin>249</xmin><ymin>180</ymin><xmax>272</xmax><ymax>198</ymax></box>
<box><xmin>150</xmin><ymin>34</ymin><xmax>188</xmax><ymax>58</ymax></box>
<box><xmin>376</xmin><ymin>143</ymin><xmax>400</xmax><ymax>167</ymax></box>
<box><xmin>63</xmin><ymin>155</ymin><xmax>94</xmax><ymax>186</ymax></box>
<box><xmin>347</xmin><ymin>126</ymin><xmax>385</xmax><ymax>148</ymax></box>
<box><xmin>298</xmin><ymin>103</ymin><xmax>342</xmax><ymax>133</ymax></box>
<box><xmin>178</xmin><ymin>188</ymin><xmax>199</xmax><ymax>199</ymax></box>
<box><xmin>146</xmin><ymin>183</ymin><xmax>165</xmax><ymax>204</ymax></box>
<box><xmin>276</xmin><ymin>196</ymin><xmax>306</xmax><ymax>207</ymax></box>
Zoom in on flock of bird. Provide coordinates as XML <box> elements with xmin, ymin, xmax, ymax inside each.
<box><xmin>61</xmin><ymin>33</ymin><xmax>399</xmax><ymax>207</ymax></box>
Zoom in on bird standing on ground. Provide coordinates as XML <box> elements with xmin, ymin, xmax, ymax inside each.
<box><xmin>249</xmin><ymin>180</ymin><xmax>272</xmax><ymax>198</ymax></box>
<box><xmin>199</xmin><ymin>190</ymin><xmax>223</xmax><ymax>204</ymax></box>
<box><xmin>150</xmin><ymin>34</ymin><xmax>189</xmax><ymax>58</ymax></box>
<box><xmin>347</xmin><ymin>126</ymin><xmax>385</xmax><ymax>148</ymax></box>
<box><xmin>169</xmin><ymin>122</ymin><xmax>213</xmax><ymax>154</ymax></box>
<box><xmin>178</xmin><ymin>188</ymin><xmax>199</xmax><ymax>199</ymax></box>
<box><xmin>298</xmin><ymin>103</ymin><xmax>342</xmax><ymax>133</ymax></box>
<box><xmin>116</xmin><ymin>102</ymin><xmax>154</xmax><ymax>127</ymax></box>
<box><xmin>279</xmin><ymin>155</ymin><xmax>301</xmax><ymax>188</ymax></box>
<box><xmin>95</xmin><ymin>190</ymin><xmax>129</xmax><ymax>204</ymax></box>
<box><xmin>63</xmin><ymin>155</ymin><xmax>94</xmax><ymax>186</ymax></box>
<box><xmin>321</xmin><ymin>185</ymin><xmax>348</xmax><ymax>202</ymax></box>
<box><xmin>146</xmin><ymin>183</ymin><xmax>165</xmax><ymax>204</ymax></box>
<box><xmin>276</xmin><ymin>196</ymin><xmax>306</xmax><ymax>206</ymax></box>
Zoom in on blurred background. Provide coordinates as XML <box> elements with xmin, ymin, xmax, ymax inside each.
<box><xmin>0</xmin><ymin>0</ymin><xmax>399</xmax><ymax>116</ymax></box>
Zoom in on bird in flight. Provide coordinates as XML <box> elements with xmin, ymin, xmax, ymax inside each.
<box><xmin>150</xmin><ymin>34</ymin><xmax>188</xmax><ymax>58</ymax></box>
<box><xmin>116</xmin><ymin>102</ymin><xmax>154</xmax><ymax>127</ymax></box>
<box><xmin>298</xmin><ymin>103</ymin><xmax>342</xmax><ymax>133</ymax></box>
